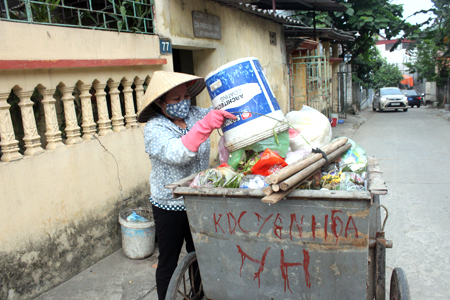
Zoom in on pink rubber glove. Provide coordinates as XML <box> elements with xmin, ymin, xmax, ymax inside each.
<box><xmin>181</xmin><ymin>110</ymin><xmax>237</xmax><ymax>152</ymax></box>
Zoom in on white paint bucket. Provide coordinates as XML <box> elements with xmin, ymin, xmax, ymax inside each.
<box><xmin>205</xmin><ymin>57</ymin><xmax>289</xmax><ymax>152</ymax></box>
<box><xmin>119</xmin><ymin>207</ymin><xmax>155</xmax><ymax>259</ymax></box>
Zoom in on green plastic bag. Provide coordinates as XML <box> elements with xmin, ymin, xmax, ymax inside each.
<box><xmin>331</xmin><ymin>137</ymin><xmax>367</xmax><ymax>172</ymax></box>
<box><xmin>228</xmin><ymin>130</ymin><xmax>290</xmax><ymax>171</ymax></box>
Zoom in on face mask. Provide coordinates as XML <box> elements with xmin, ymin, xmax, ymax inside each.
<box><xmin>165</xmin><ymin>99</ymin><xmax>191</xmax><ymax>119</ymax></box>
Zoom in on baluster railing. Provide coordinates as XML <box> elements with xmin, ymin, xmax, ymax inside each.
<box><xmin>38</xmin><ymin>87</ymin><xmax>64</xmax><ymax>150</ymax></box>
<box><xmin>93</xmin><ymin>81</ymin><xmax>113</xmax><ymax>136</ymax></box>
<box><xmin>1</xmin><ymin>73</ymin><xmax>151</xmax><ymax>163</ymax></box>
<box><xmin>122</xmin><ymin>78</ymin><xmax>138</xmax><ymax>128</ymax></box>
<box><xmin>77</xmin><ymin>82</ymin><xmax>97</xmax><ymax>140</ymax></box>
<box><xmin>0</xmin><ymin>92</ymin><xmax>22</xmax><ymax>162</ymax></box>
<box><xmin>134</xmin><ymin>78</ymin><xmax>145</xmax><ymax>113</ymax></box>
<box><xmin>14</xmin><ymin>87</ymin><xmax>45</xmax><ymax>156</ymax></box>
<box><xmin>58</xmin><ymin>85</ymin><xmax>83</xmax><ymax>145</ymax></box>
<box><xmin>108</xmin><ymin>80</ymin><xmax>126</xmax><ymax>132</ymax></box>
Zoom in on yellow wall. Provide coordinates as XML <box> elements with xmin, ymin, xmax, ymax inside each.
<box><xmin>0</xmin><ymin>21</ymin><xmax>162</xmax><ymax>60</ymax></box>
<box><xmin>0</xmin><ymin>1</ymin><xmax>291</xmax><ymax>298</ymax></box>
<box><xmin>154</xmin><ymin>0</ymin><xmax>290</xmax><ymax>165</ymax></box>
<box><xmin>0</xmin><ymin>21</ymin><xmax>162</xmax><ymax>300</ymax></box>
<box><xmin>0</xmin><ymin>21</ymin><xmax>171</xmax><ymax>93</ymax></box>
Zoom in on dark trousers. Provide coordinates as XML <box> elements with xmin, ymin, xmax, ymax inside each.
<box><xmin>152</xmin><ymin>205</ymin><xmax>195</xmax><ymax>300</ymax></box>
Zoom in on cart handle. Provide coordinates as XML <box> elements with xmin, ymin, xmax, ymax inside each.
<box><xmin>377</xmin><ymin>204</ymin><xmax>389</xmax><ymax>232</ymax></box>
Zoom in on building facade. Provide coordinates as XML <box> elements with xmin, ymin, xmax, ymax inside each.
<box><xmin>0</xmin><ymin>0</ymin><xmax>294</xmax><ymax>298</ymax></box>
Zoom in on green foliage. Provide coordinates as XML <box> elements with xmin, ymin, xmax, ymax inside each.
<box><xmin>353</xmin><ymin>47</ymin><xmax>403</xmax><ymax>89</ymax></box>
<box><xmin>401</xmin><ymin>0</ymin><xmax>449</xmax><ymax>86</ymax></box>
<box><xmin>107</xmin><ymin>0</ymin><xmax>152</xmax><ymax>33</ymax></box>
<box><xmin>352</xmin><ymin>46</ymin><xmax>382</xmax><ymax>87</ymax></box>
<box><xmin>2</xmin><ymin>4</ymin><xmax>27</xmax><ymax>20</ymax></box>
<box><xmin>370</xmin><ymin>59</ymin><xmax>404</xmax><ymax>89</ymax></box>
<box><xmin>292</xmin><ymin>0</ymin><xmax>411</xmax><ymax>84</ymax></box>
<box><xmin>31</xmin><ymin>0</ymin><xmax>61</xmax><ymax>23</ymax></box>
<box><xmin>294</xmin><ymin>0</ymin><xmax>409</xmax><ymax>57</ymax></box>
<box><xmin>404</xmin><ymin>40</ymin><xmax>440</xmax><ymax>82</ymax></box>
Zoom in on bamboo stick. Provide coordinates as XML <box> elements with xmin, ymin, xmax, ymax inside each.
<box><xmin>263</xmin><ymin>185</ymin><xmax>274</xmax><ymax>196</ymax></box>
<box><xmin>261</xmin><ymin>143</ymin><xmax>351</xmax><ymax>204</ymax></box>
<box><xmin>279</xmin><ymin>143</ymin><xmax>351</xmax><ymax>191</ymax></box>
<box><xmin>272</xmin><ymin>184</ymin><xmax>280</xmax><ymax>192</ymax></box>
<box><xmin>265</xmin><ymin>137</ymin><xmax>348</xmax><ymax>185</ymax></box>
<box><xmin>262</xmin><ymin>181</ymin><xmax>303</xmax><ymax>204</ymax></box>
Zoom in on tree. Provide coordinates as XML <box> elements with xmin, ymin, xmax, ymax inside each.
<box><xmin>404</xmin><ymin>40</ymin><xmax>442</xmax><ymax>83</ymax></box>
<box><xmin>402</xmin><ymin>0</ymin><xmax>449</xmax><ymax>87</ymax></box>
<box><xmin>293</xmin><ymin>0</ymin><xmax>412</xmax><ymax>82</ymax></box>
<box><xmin>293</xmin><ymin>0</ymin><xmax>410</xmax><ymax>59</ymax></box>
<box><xmin>353</xmin><ymin>47</ymin><xmax>404</xmax><ymax>89</ymax></box>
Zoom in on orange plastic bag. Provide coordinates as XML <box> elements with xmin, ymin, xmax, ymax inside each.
<box><xmin>251</xmin><ymin>148</ymin><xmax>288</xmax><ymax>176</ymax></box>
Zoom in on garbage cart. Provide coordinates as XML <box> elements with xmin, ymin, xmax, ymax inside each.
<box><xmin>164</xmin><ymin>157</ymin><xmax>410</xmax><ymax>300</ymax></box>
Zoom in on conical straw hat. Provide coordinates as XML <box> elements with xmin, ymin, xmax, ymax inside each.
<box><xmin>137</xmin><ymin>71</ymin><xmax>206</xmax><ymax>123</ymax></box>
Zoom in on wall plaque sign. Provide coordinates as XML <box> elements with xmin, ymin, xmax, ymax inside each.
<box><xmin>160</xmin><ymin>38</ymin><xmax>172</xmax><ymax>55</ymax></box>
<box><xmin>192</xmin><ymin>11</ymin><xmax>221</xmax><ymax>40</ymax></box>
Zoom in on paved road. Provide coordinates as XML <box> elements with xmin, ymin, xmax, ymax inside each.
<box><xmin>349</xmin><ymin>107</ymin><xmax>450</xmax><ymax>299</ymax></box>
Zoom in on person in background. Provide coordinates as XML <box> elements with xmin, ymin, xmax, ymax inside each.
<box><xmin>137</xmin><ymin>71</ymin><xmax>236</xmax><ymax>300</ymax></box>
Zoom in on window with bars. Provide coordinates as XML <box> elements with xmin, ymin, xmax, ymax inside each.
<box><xmin>0</xmin><ymin>0</ymin><xmax>154</xmax><ymax>34</ymax></box>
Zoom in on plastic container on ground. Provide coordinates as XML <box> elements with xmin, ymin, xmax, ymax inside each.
<box><xmin>330</xmin><ymin>113</ymin><xmax>338</xmax><ymax>127</ymax></box>
<box><xmin>205</xmin><ymin>57</ymin><xmax>289</xmax><ymax>152</ymax></box>
<box><xmin>119</xmin><ymin>207</ymin><xmax>155</xmax><ymax>259</ymax></box>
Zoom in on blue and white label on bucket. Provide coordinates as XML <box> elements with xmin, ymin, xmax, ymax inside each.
<box><xmin>211</xmin><ymin>83</ymin><xmax>261</xmax><ymax>110</ymax></box>
<box><xmin>206</xmin><ymin>58</ymin><xmax>281</xmax><ymax>133</ymax></box>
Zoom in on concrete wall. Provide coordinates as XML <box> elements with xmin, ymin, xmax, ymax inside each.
<box><xmin>1</xmin><ymin>1</ymin><xmax>291</xmax><ymax>298</ymax></box>
<box><xmin>0</xmin><ymin>22</ymin><xmax>161</xmax><ymax>300</ymax></box>
<box><xmin>0</xmin><ymin>129</ymin><xmax>152</xmax><ymax>299</ymax></box>
<box><xmin>0</xmin><ymin>21</ymin><xmax>170</xmax><ymax>92</ymax></box>
<box><xmin>154</xmin><ymin>0</ymin><xmax>290</xmax><ymax>165</ymax></box>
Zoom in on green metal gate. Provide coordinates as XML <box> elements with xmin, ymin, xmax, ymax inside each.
<box><xmin>291</xmin><ymin>49</ymin><xmax>331</xmax><ymax>115</ymax></box>
<box><xmin>336</xmin><ymin>71</ymin><xmax>350</xmax><ymax>119</ymax></box>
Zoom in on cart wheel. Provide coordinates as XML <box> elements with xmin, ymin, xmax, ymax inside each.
<box><xmin>165</xmin><ymin>251</ymin><xmax>204</xmax><ymax>300</ymax></box>
<box><xmin>389</xmin><ymin>268</ymin><xmax>411</xmax><ymax>300</ymax></box>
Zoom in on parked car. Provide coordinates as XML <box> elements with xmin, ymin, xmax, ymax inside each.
<box><xmin>402</xmin><ymin>89</ymin><xmax>422</xmax><ymax>107</ymax></box>
<box><xmin>373</xmin><ymin>87</ymin><xmax>408</xmax><ymax>112</ymax></box>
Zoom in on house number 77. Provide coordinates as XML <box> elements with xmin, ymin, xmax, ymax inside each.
<box><xmin>160</xmin><ymin>39</ymin><xmax>172</xmax><ymax>54</ymax></box>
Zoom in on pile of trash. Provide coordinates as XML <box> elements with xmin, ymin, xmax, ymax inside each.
<box><xmin>189</xmin><ymin>106</ymin><xmax>369</xmax><ymax>192</ymax></box>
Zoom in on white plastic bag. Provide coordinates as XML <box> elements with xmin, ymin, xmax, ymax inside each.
<box><xmin>285</xmin><ymin>149</ymin><xmax>310</xmax><ymax>165</ymax></box>
<box><xmin>285</xmin><ymin>105</ymin><xmax>332</xmax><ymax>152</ymax></box>
<box><xmin>239</xmin><ymin>175</ymin><xmax>268</xmax><ymax>189</ymax></box>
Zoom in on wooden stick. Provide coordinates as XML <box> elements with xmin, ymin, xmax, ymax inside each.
<box><xmin>272</xmin><ymin>184</ymin><xmax>280</xmax><ymax>192</ymax></box>
<box><xmin>165</xmin><ymin>173</ymin><xmax>197</xmax><ymax>190</ymax></box>
<box><xmin>262</xmin><ymin>179</ymin><xmax>305</xmax><ymax>204</ymax></box>
<box><xmin>263</xmin><ymin>185</ymin><xmax>274</xmax><ymax>196</ymax></box>
<box><xmin>265</xmin><ymin>137</ymin><xmax>348</xmax><ymax>185</ymax></box>
<box><xmin>261</xmin><ymin>143</ymin><xmax>351</xmax><ymax>204</ymax></box>
<box><xmin>279</xmin><ymin>143</ymin><xmax>351</xmax><ymax>191</ymax></box>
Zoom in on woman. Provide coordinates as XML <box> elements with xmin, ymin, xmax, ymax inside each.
<box><xmin>137</xmin><ymin>71</ymin><xmax>236</xmax><ymax>300</ymax></box>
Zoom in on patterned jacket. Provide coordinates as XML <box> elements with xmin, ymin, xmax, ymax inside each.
<box><xmin>144</xmin><ymin>106</ymin><xmax>213</xmax><ymax>209</ymax></box>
